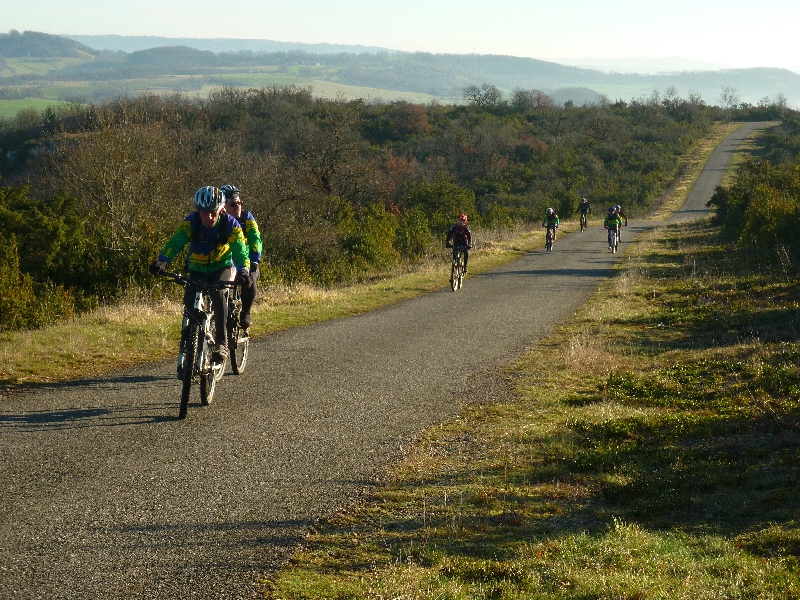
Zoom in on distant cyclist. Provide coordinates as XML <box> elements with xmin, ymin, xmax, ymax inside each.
<box><xmin>446</xmin><ymin>213</ymin><xmax>472</xmax><ymax>273</ymax></box>
<box><xmin>604</xmin><ymin>206</ymin><xmax>623</xmax><ymax>250</ymax></box>
<box><xmin>220</xmin><ymin>184</ymin><xmax>262</xmax><ymax>331</ymax></box>
<box><xmin>578</xmin><ymin>197</ymin><xmax>591</xmax><ymax>230</ymax></box>
<box><xmin>614</xmin><ymin>204</ymin><xmax>628</xmax><ymax>241</ymax></box>
<box><xmin>541</xmin><ymin>207</ymin><xmax>560</xmax><ymax>243</ymax></box>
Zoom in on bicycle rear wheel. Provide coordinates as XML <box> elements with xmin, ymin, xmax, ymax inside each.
<box><xmin>200</xmin><ymin>368</ymin><xmax>217</xmax><ymax>406</ymax></box>
<box><xmin>179</xmin><ymin>325</ymin><xmax>199</xmax><ymax>419</ymax></box>
<box><xmin>230</xmin><ymin>325</ymin><xmax>249</xmax><ymax>375</ymax></box>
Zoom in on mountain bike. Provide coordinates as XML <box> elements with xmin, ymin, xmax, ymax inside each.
<box><xmin>164</xmin><ymin>272</ymin><xmax>237</xmax><ymax>419</ymax></box>
<box><xmin>579</xmin><ymin>211</ymin><xmax>589</xmax><ymax>232</ymax></box>
<box><xmin>545</xmin><ymin>225</ymin><xmax>557</xmax><ymax>252</ymax></box>
<box><xmin>450</xmin><ymin>245</ymin><xmax>468</xmax><ymax>291</ymax></box>
<box><xmin>226</xmin><ymin>283</ymin><xmax>250</xmax><ymax>375</ymax></box>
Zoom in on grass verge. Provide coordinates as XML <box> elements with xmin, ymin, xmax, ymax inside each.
<box><xmin>266</xmin><ymin>215</ymin><xmax>800</xmax><ymax>600</ymax></box>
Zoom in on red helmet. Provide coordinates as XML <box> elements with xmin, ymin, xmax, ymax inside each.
<box><xmin>457</xmin><ymin>213</ymin><xmax>468</xmax><ymax>222</ymax></box>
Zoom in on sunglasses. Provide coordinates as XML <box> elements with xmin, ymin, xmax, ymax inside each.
<box><xmin>226</xmin><ymin>199</ymin><xmax>242</xmax><ymax>205</ymax></box>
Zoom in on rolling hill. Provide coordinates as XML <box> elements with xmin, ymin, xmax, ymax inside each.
<box><xmin>2</xmin><ymin>30</ymin><xmax>800</xmax><ymax>108</ymax></box>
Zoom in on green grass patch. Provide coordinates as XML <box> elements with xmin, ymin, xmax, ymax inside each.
<box><xmin>267</xmin><ymin>219</ymin><xmax>800</xmax><ymax>598</ymax></box>
<box><xmin>1</xmin><ymin>55</ymin><xmax>93</xmax><ymax>77</ymax></box>
<box><xmin>0</xmin><ymin>98</ymin><xmax>74</xmax><ymax>119</ymax></box>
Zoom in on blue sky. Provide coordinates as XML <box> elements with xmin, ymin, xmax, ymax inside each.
<box><xmin>4</xmin><ymin>0</ymin><xmax>799</xmax><ymax>71</ymax></box>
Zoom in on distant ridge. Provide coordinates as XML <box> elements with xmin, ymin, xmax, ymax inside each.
<box><xmin>1</xmin><ymin>30</ymin><xmax>95</xmax><ymax>58</ymax></box>
<box><xmin>64</xmin><ymin>34</ymin><xmax>394</xmax><ymax>56</ymax></box>
<box><xmin>3</xmin><ymin>31</ymin><xmax>800</xmax><ymax>107</ymax></box>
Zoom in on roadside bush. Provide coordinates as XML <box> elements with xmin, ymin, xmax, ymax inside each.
<box><xmin>0</xmin><ymin>236</ymin><xmax>86</xmax><ymax>331</ymax></box>
<box><xmin>338</xmin><ymin>202</ymin><xmax>400</xmax><ymax>276</ymax></box>
<box><xmin>402</xmin><ymin>174</ymin><xmax>477</xmax><ymax>235</ymax></box>
<box><xmin>709</xmin><ymin>155</ymin><xmax>800</xmax><ymax>261</ymax></box>
<box><xmin>0</xmin><ymin>236</ymin><xmax>37</xmax><ymax>331</ymax></box>
<box><xmin>394</xmin><ymin>207</ymin><xmax>435</xmax><ymax>258</ymax></box>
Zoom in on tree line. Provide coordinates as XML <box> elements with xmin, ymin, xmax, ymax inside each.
<box><xmin>0</xmin><ymin>84</ymin><xmax>793</xmax><ymax>331</ymax></box>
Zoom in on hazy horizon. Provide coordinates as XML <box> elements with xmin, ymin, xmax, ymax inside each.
<box><xmin>5</xmin><ymin>0</ymin><xmax>800</xmax><ymax>73</ymax></box>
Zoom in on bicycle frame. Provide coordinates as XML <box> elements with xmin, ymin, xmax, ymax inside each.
<box><xmin>164</xmin><ymin>272</ymin><xmax>237</xmax><ymax>418</ymax></box>
<box><xmin>607</xmin><ymin>226</ymin><xmax>619</xmax><ymax>253</ymax></box>
<box><xmin>450</xmin><ymin>245</ymin><xmax>467</xmax><ymax>291</ymax></box>
<box><xmin>545</xmin><ymin>225</ymin><xmax>557</xmax><ymax>251</ymax></box>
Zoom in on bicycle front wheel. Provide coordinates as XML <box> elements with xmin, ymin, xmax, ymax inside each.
<box><xmin>179</xmin><ymin>325</ymin><xmax>199</xmax><ymax>419</ymax></box>
<box><xmin>450</xmin><ymin>258</ymin><xmax>459</xmax><ymax>291</ymax></box>
<box><xmin>230</xmin><ymin>326</ymin><xmax>249</xmax><ymax>374</ymax></box>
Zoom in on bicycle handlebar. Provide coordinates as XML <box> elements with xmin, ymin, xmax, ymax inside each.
<box><xmin>161</xmin><ymin>271</ymin><xmax>239</xmax><ymax>290</ymax></box>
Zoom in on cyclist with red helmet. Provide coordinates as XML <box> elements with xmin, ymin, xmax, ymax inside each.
<box><xmin>446</xmin><ymin>213</ymin><xmax>472</xmax><ymax>273</ymax></box>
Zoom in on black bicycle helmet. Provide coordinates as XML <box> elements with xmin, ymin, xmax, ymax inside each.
<box><xmin>220</xmin><ymin>184</ymin><xmax>240</xmax><ymax>201</ymax></box>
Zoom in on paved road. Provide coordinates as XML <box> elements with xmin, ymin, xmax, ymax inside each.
<box><xmin>0</xmin><ymin>122</ymin><xmax>773</xmax><ymax>599</ymax></box>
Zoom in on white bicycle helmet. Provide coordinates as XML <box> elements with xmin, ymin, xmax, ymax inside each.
<box><xmin>546</xmin><ymin>207</ymin><xmax>554</xmax><ymax>215</ymax></box>
<box><xmin>193</xmin><ymin>186</ymin><xmax>224</xmax><ymax>211</ymax></box>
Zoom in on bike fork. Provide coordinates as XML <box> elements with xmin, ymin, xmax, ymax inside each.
<box><xmin>177</xmin><ymin>315</ymin><xmax>190</xmax><ymax>375</ymax></box>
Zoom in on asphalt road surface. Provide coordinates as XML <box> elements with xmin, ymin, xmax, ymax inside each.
<box><xmin>0</xmin><ymin>122</ymin><xmax>773</xmax><ymax>599</ymax></box>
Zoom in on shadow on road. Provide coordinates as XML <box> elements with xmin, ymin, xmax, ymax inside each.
<box><xmin>0</xmin><ymin>402</ymin><xmax>176</xmax><ymax>429</ymax></box>
<box><xmin>0</xmin><ymin>373</ymin><xmax>186</xmax><ymax>428</ymax></box>
<box><xmin>482</xmin><ymin>266</ymin><xmax>616</xmax><ymax>278</ymax></box>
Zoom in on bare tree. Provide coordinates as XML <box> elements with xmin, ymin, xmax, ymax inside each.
<box><xmin>719</xmin><ymin>86</ymin><xmax>740</xmax><ymax>110</ymax></box>
<box><xmin>688</xmin><ymin>90</ymin><xmax>705</xmax><ymax>106</ymax></box>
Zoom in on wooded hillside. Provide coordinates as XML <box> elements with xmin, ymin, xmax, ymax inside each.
<box><xmin>1</xmin><ymin>79</ymin><xmax>791</xmax><ymax>331</ymax></box>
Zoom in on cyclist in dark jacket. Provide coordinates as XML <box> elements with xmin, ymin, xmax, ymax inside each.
<box><xmin>220</xmin><ymin>184</ymin><xmax>262</xmax><ymax>330</ymax></box>
<box><xmin>446</xmin><ymin>213</ymin><xmax>472</xmax><ymax>273</ymax></box>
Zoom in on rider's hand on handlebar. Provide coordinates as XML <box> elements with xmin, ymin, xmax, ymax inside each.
<box><xmin>237</xmin><ymin>268</ymin><xmax>253</xmax><ymax>289</ymax></box>
<box><xmin>149</xmin><ymin>260</ymin><xmax>166</xmax><ymax>276</ymax></box>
